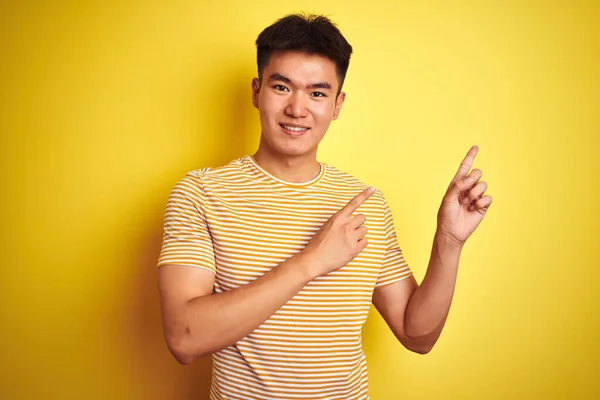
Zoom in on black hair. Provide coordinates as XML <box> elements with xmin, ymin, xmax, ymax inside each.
<box><xmin>256</xmin><ymin>13</ymin><xmax>353</xmax><ymax>93</ymax></box>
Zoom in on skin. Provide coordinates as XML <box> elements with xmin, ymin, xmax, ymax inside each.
<box><xmin>251</xmin><ymin>50</ymin><xmax>345</xmax><ymax>183</ymax></box>
<box><xmin>157</xmin><ymin>50</ymin><xmax>492</xmax><ymax>364</ymax></box>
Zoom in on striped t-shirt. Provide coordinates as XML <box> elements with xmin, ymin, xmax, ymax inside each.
<box><xmin>158</xmin><ymin>155</ymin><xmax>413</xmax><ymax>400</ymax></box>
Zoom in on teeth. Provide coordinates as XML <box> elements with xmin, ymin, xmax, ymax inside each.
<box><xmin>282</xmin><ymin>125</ymin><xmax>308</xmax><ymax>132</ymax></box>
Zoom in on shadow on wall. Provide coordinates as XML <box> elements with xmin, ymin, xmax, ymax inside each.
<box><xmin>127</xmin><ymin>66</ymin><xmax>257</xmax><ymax>398</ymax></box>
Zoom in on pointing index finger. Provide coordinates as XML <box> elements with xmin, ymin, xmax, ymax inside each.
<box><xmin>341</xmin><ymin>187</ymin><xmax>376</xmax><ymax>216</ymax></box>
<box><xmin>452</xmin><ymin>145</ymin><xmax>479</xmax><ymax>182</ymax></box>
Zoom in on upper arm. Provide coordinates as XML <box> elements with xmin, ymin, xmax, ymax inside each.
<box><xmin>372</xmin><ymin>193</ymin><xmax>420</xmax><ymax>348</ymax></box>
<box><xmin>157</xmin><ymin>264</ymin><xmax>215</xmax><ymax>363</ymax></box>
<box><xmin>157</xmin><ymin>264</ymin><xmax>215</xmax><ymax>309</ymax></box>
<box><xmin>157</xmin><ymin>264</ymin><xmax>215</xmax><ymax>333</ymax></box>
<box><xmin>372</xmin><ymin>275</ymin><xmax>418</xmax><ymax>346</ymax></box>
<box><xmin>157</xmin><ymin>173</ymin><xmax>217</xmax><ymax>303</ymax></box>
<box><xmin>156</xmin><ymin>174</ymin><xmax>217</xmax><ymax>346</ymax></box>
<box><xmin>374</xmin><ymin>194</ymin><xmax>412</xmax><ymax>287</ymax></box>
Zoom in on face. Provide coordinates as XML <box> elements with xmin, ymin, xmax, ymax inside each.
<box><xmin>252</xmin><ymin>51</ymin><xmax>346</xmax><ymax>159</ymax></box>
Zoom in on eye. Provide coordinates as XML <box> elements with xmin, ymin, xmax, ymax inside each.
<box><xmin>273</xmin><ymin>85</ymin><xmax>289</xmax><ymax>92</ymax></box>
<box><xmin>311</xmin><ymin>92</ymin><xmax>326</xmax><ymax>98</ymax></box>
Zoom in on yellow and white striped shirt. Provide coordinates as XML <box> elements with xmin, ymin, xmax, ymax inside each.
<box><xmin>158</xmin><ymin>155</ymin><xmax>412</xmax><ymax>399</ymax></box>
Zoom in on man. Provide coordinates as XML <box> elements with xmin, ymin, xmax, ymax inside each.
<box><xmin>157</xmin><ymin>13</ymin><xmax>491</xmax><ymax>400</ymax></box>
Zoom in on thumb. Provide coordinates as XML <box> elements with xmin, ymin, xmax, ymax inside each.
<box><xmin>445</xmin><ymin>175</ymin><xmax>475</xmax><ymax>203</ymax></box>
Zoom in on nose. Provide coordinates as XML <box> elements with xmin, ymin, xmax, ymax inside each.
<box><xmin>285</xmin><ymin>91</ymin><xmax>309</xmax><ymax>119</ymax></box>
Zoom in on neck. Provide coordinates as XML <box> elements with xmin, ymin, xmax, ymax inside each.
<box><xmin>252</xmin><ymin>146</ymin><xmax>321</xmax><ymax>184</ymax></box>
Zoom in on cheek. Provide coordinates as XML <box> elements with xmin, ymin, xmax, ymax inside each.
<box><xmin>259</xmin><ymin>96</ymin><xmax>284</xmax><ymax>120</ymax></box>
<box><xmin>310</xmin><ymin>102</ymin><xmax>336</xmax><ymax>122</ymax></box>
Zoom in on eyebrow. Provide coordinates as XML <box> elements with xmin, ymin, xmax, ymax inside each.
<box><xmin>268</xmin><ymin>73</ymin><xmax>333</xmax><ymax>91</ymax></box>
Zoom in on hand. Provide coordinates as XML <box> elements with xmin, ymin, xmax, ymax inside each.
<box><xmin>302</xmin><ymin>187</ymin><xmax>375</xmax><ymax>278</ymax></box>
<box><xmin>437</xmin><ymin>146</ymin><xmax>493</xmax><ymax>246</ymax></box>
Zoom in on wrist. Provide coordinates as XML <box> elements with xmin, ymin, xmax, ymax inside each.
<box><xmin>294</xmin><ymin>249</ymin><xmax>321</xmax><ymax>281</ymax></box>
<box><xmin>434</xmin><ymin>229</ymin><xmax>465</xmax><ymax>253</ymax></box>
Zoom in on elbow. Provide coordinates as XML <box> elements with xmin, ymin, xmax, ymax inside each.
<box><xmin>400</xmin><ymin>337</ymin><xmax>435</xmax><ymax>355</ymax></box>
<box><xmin>411</xmin><ymin>344</ymin><xmax>433</xmax><ymax>355</ymax></box>
<box><xmin>403</xmin><ymin>341</ymin><xmax>433</xmax><ymax>355</ymax></box>
<box><xmin>166</xmin><ymin>333</ymin><xmax>206</xmax><ymax>365</ymax></box>
<box><xmin>172</xmin><ymin>349</ymin><xmax>195</xmax><ymax>366</ymax></box>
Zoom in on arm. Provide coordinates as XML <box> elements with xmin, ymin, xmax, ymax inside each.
<box><xmin>158</xmin><ymin>187</ymin><xmax>376</xmax><ymax>365</ymax></box>
<box><xmin>372</xmin><ymin>231</ymin><xmax>461</xmax><ymax>354</ymax></box>
<box><xmin>158</xmin><ymin>253</ymin><xmax>314</xmax><ymax>365</ymax></box>
<box><xmin>374</xmin><ymin>146</ymin><xmax>492</xmax><ymax>354</ymax></box>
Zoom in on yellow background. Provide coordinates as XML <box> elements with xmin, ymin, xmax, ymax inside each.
<box><xmin>1</xmin><ymin>1</ymin><xmax>598</xmax><ymax>399</ymax></box>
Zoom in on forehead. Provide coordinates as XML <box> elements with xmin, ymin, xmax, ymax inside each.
<box><xmin>263</xmin><ymin>51</ymin><xmax>338</xmax><ymax>88</ymax></box>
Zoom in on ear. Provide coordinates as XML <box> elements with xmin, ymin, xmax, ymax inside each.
<box><xmin>252</xmin><ymin>78</ymin><xmax>261</xmax><ymax>109</ymax></box>
<box><xmin>332</xmin><ymin>91</ymin><xmax>346</xmax><ymax>120</ymax></box>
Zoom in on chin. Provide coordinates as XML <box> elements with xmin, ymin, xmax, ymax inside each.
<box><xmin>272</xmin><ymin>140</ymin><xmax>316</xmax><ymax>158</ymax></box>
<box><xmin>279</xmin><ymin>145</ymin><xmax>313</xmax><ymax>157</ymax></box>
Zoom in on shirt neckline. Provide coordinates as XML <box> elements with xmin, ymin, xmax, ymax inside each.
<box><xmin>246</xmin><ymin>155</ymin><xmax>326</xmax><ymax>188</ymax></box>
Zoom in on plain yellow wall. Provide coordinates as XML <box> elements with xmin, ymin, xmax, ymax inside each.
<box><xmin>1</xmin><ymin>1</ymin><xmax>598</xmax><ymax>399</ymax></box>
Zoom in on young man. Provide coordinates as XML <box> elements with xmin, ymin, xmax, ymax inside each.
<box><xmin>157</xmin><ymin>14</ymin><xmax>492</xmax><ymax>400</ymax></box>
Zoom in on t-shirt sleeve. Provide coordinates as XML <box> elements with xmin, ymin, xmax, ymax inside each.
<box><xmin>375</xmin><ymin>196</ymin><xmax>413</xmax><ymax>288</ymax></box>
<box><xmin>157</xmin><ymin>172</ymin><xmax>216</xmax><ymax>274</ymax></box>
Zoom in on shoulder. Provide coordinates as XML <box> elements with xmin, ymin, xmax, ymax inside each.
<box><xmin>322</xmin><ymin>162</ymin><xmax>386</xmax><ymax>205</ymax></box>
<box><xmin>179</xmin><ymin>156</ymin><xmax>246</xmax><ymax>185</ymax></box>
<box><xmin>169</xmin><ymin>157</ymin><xmax>245</xmax><ymax>200</ymax></box>
<box><xmin>187</xmin><ymin>157</ymin><xmax>244</xmax><ymax>179</ymax></box>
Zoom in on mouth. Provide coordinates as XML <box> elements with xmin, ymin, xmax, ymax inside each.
<box><xmin>280</xmin><ymin>123</ymin><xmax>310</xmax><ymax>136</ymax></box>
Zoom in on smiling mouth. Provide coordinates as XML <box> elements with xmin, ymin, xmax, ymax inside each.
<box><xmin>280</xmin><ymin>124</ymin><xmax>310</xmax><ymax>133</ymax></box>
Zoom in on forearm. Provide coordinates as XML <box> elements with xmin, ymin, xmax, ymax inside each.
<box><xmin>405</xmin><ymin>230</ymin><xmax>463</xmax><ymax>338</ymax></box>
<box><xmin>174</xmin><ymin>253</ymin><xmax>314</xmax><ymax>363</ymax></box>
